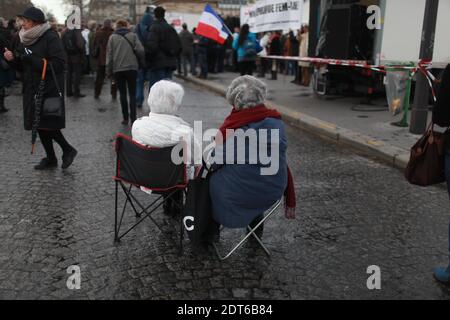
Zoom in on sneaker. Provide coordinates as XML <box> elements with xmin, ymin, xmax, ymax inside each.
<box><xmin>74</xmin><ymin>93</ymin><xmax>86</xmax><ymax>98</ymax></box>
<box><xmin>0</xmin><ymin>108</ymin><xmax>9</xmax><ymax>113</ymax></box>
<box><xmin>62</xmin><ymin>148</ymin><xmax>78</xmax><ymax>169</ymax></box>
<box><xmin>34</xmin><ymin>158</ymin><xmax>58</xmax><ymax>170</ymax></box>
<box><xmin>433</xmin><ymin>265</ymin><xmax>450</xmax><ymax>284</ymax></box>
<box><xmin>121</xmin><ymin>119</ymin><xmax>129</xmax><ymax>125</ymax></box>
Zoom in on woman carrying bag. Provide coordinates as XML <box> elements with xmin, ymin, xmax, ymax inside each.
<box><xmin>3</xmin><ymin>7</ymin><xmax>77</xmax><ymax>170</ymax></box>
<box><xmin>432</xmin><ymin>64</ymin><xmax>450</xmax><ymax>284</ymax></box>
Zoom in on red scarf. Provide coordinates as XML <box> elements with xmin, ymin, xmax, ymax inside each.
<box><xmin>217</xmin><ymin>104</ymin><xmax>296</xmax><ymax>214</ymax></box>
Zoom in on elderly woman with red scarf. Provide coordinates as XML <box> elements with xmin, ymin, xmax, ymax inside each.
<box><xmin>207</xmin><ymin>75</ymin><xmax>296</xmax><ymax>238</ymax></box>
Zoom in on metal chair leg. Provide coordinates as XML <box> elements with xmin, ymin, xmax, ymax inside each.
<box><xmin>213</xmin><ymin>200</ymin><xmax>282</xmax><ymax>260</ymax></box>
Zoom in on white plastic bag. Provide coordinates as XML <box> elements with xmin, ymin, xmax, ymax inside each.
<box><xmin>385</xmin><ymin>71</ymin><xmax>410</xmax><ymax>116</ymax></box>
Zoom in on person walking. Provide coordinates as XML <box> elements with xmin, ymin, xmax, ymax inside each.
<box><xmin>143</xmin><ymin>6</ymin><xmax>181</xmax><ymax>89</ymax></box>
<box><xmin>62</xmin><ymin>23</ymin><xmax>86</xmax><ymax>98</ymax></box>
<box><xmin>81</xmin><ymin>22</ymin><xmax>91</xmax><ymax>75</ymax></box>
<box><xmin>106</xmin><ymin>19</ymin><xmax>144</xmax><ymax>125</ymax></box>
<box><xmin>4</xmin><ymin>7</ymin><xmax>77</xmax><ymax>170</ymax></box>
<box><xmin>93</xmin><ymin>19</ymin><xmax>116</xmax><ymax>100</ymax></box>
<box><xmin>0</xmin><ymin>17</ymin><xmax>15</xmax><ymax>113</ymax></box>
<box><xmin>135</xmin><ymin>9</ymin><xmax>153</xmax><ymax>108</ymax></box>
<box><xmin>232</xmin><ymin>24</ymin><xmax>262</xmax><ymax>76</ymax></box>
<box><xmin>432</xmin><ymin>64</ymin><xmax>450</xmax><ymax>285</ymax></box>
<box><xmin>87</xmin><ymin>21</ymin><xmax>97</xmax><ymax>76</ymax></box>
<box><xmin>197</xmin><ymin>35</ymin><xmax>209</xmax><ymax>79</ymax></box>
<box><xmin>299</xmin><ymin>25</ymin><xmax>310</xmax><ymax>87</ymax></box>
<box><xmin>178</xmin><ymin>23</ymin><xmax>194</xmax><ymax>77</ymax></box>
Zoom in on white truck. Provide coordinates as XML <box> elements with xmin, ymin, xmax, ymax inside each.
<box><xmin>310</xmin><ymin>0</ymin><xmax>450</xmax><ymax>97</ymax></box>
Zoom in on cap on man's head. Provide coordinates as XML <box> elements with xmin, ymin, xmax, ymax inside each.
<box><xmin>18</xmin><ymin>7</ymin><xmax>46</xmax><ymax>24</ymax></box>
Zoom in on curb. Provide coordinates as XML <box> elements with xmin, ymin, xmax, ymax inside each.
<box><xmin>177</xmin><ymin>75</ymin><xmax>411</xmax><ymax>171</ymax></box>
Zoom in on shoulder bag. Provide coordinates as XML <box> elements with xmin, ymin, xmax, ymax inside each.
<box><xmin>119</xmin><ymin>33</ymin><xmax>146</xmax><ymax>69</ymax></box>
<box><xmin>42</xmin><ymin>61</ymin><xmax>64</xmax><ymax>118</ymax></box>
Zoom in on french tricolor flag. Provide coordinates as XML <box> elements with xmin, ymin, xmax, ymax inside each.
<box><xmin>195</xmin><ymin>4</ymin><xmax>231</xmax><ymax>44</ymax></box>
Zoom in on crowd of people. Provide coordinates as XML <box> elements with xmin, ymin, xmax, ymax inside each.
<box><xmin>1</xmin><ymin>6</ymin><xmax>311</xmax><ymax>122</ymax></box>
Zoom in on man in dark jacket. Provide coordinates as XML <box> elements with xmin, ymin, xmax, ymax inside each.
<box><xmin>62</xmin><ymin>25</ymin><xmax>86</xmax><ymax>98</ymax></box>
<box><xmin>93</xmin><ymin>19</ymin><xmax>116</xmax><ymax>99</ymax></box>
<box><xmin>135</xmin><ymin>10</ymin><xmax>153</xmax><ymax>107</ymax></box>
<box><xmin>178</xmin><ymin>23</ymin><xmax>194</xmax><ymax>76</ymax></box>
<box><xmin>0</xmin><ymin>20</ymin><xmax>13</xmax><ymax>113</ymax></box>
<box><xmin>143</xmin><ymin>6</ymin><xmax>181</xmax><ymax>89</ymax></box>
<box><xmin>433</xmin><ymin>64</ymin><xmax>450</xmax><ymax>285</ymax></box>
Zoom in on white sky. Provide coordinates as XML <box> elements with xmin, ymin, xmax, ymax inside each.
<box><xmin>32</xmin><ymin>0</ymin><xmax>71</xmax><ymax>23</ymax></box>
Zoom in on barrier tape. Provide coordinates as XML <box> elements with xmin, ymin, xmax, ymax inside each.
<box><xmin>262</xmin><ymin>55</ymin><xmax>437</xmax><ymax>101</ymax></box>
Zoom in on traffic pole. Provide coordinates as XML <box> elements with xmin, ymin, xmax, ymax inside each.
<box><xmin>409</xmin><ymin>0</ymin><xmax>439</xmax><ymax>134</ymax></box>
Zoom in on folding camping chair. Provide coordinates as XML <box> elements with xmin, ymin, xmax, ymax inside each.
<box><xmin>113</xmin><ymin>133</ymin><xmax>189</xmax><ymax>252</ymax></box>
<box><xmin>212</xmin><ymin>199</ymin><xmax>283</xmax><ymax>261</ymax></box>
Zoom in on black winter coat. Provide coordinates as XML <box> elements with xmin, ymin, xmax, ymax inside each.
<box><xmin>9</xmin><ymin>29</ymin><xmax>66</xmax><ymax>131</ymax></box>
<box><xmin>143</xmin><ymin>18</ymin><xmax>181</xmax><ymax>71</ymax></box>
<box><xmin>433</xmin><ymin>64</ymin><xmax>450</xmax><ymax>128</ymax></box>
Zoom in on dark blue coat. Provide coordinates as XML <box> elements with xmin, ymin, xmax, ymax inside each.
<box><xmin>209</xmin><ymin>117</ymin><xmax>288</xmax><ymax>228</ymax></box>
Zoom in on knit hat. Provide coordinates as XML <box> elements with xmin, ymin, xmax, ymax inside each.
<box><xmin>18</xmin><ymin>7</ymin><xmax>46</xmax><ymax>24</ymax></box>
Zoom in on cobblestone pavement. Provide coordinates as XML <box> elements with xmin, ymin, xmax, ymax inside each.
<box><xmin>0</xmin><ymin>77</ymin><xmax>449</xmax><ymax>300</ymax></box>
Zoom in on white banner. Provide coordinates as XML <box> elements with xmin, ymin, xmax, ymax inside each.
<box><xmin>240</xmin><ymin>0</ymin><xmax>303</xmax><ymax>33</ymax></box>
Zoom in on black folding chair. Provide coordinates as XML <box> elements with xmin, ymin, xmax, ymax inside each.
<box><xmin>113</xmin><ymin>133</ymin><xmax>189</xmax><ymax>252</ymax></box>
<box><xmin>212</xmin><ymin>199</ymin><xmax>283</xmax><ymax>261</ymax></box>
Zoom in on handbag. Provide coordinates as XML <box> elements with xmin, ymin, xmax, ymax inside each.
<box><xmin>182</xmin><ymin>165</ymin><xmax>219</xmax><ymax>245</ymax></box>
<box><xmin>42</xmin><ymin>62</ymin><xmax>64</xmax><ymax>118</ymax></box>
<box><xmin>405</xmin><ymin>123</ymin><xmax>448</xmax><ymax>186</ymax></box>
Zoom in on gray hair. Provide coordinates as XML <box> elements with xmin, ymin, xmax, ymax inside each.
<box><xmin>226</xmin><ymin>75</ymin><xmax>267</xmax><ymax>110</ymax></box>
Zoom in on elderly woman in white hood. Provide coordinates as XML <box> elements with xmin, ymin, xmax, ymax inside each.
<box><xmin>131</xmin><ymin>80</ymin><xmax>201</xmax><ymax>215</ymax></box>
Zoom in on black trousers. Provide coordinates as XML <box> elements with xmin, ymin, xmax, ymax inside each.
<box><xmin>239</xmin><ymin>61</ymin><xmax>255</xmax><ymax>76</ymax></box>
<box><xmin>95</xmin><ymin>65</ymin><xmax>117</xmax><ymax>98</ymax></box>
<box><xmin>66</xmin><ymin>62</ymin><xmax>82</xmax><ymax>96</ymax></box>
<box><xmin>38</xmin><ymin>129</ymin><xmax>74</xmax><ymax>162</ymax></box>
<box><xmin>115</xmin><ymin>70</ymin><xmax>137</xmax><ymax>122</ymax></box>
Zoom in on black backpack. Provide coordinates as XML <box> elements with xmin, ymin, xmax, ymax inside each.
<box><xmin>159</xmin><ymin>25</ymin><xmax>181</xmax><ymax>57</ymax></box>
<box><xmin>63</xmin><ymin>30</ymin><xmax>79</xmax><ymax>55</ymax></box>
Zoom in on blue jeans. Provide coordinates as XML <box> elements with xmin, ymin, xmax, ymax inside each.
<box><xmin>136</xmin><ymin>69</ymin><xmax>151</xmax><ymax>106</ymax></box>
<box><xmin>149</xmin><ymin>68</ymin><xmax>174</xmax><ymax>91</ymax></box>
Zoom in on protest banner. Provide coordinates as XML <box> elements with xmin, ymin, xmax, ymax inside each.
<box><xmin>240</xmin><ymin>0</ymin><xmax>303</xmax><ymax>33</ymax></box>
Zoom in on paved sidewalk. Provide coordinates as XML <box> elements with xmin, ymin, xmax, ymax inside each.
<box><xmin>178</xmin><ymin>72</ymin><xmax>434</xmax><ymax>169</ymax></box>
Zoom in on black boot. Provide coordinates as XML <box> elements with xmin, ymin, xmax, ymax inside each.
<box><xmin>34</xmin><ymin>158</ymin><xmax>58</xmax><ymax>170</ymax></box>
<box><xmin>0</xmin><ymin>95</ymin><xmax>8</xmax><ymax>113</ymax></box>
<box><xmin>62</xmin><ymin>148</ymin><xmax>78</xmax><ymax>169</ymax></box>
<box><xmin>271</xmin><ymin>71</ymin><xmax>277</xmax><ymax>80</ymax></box>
